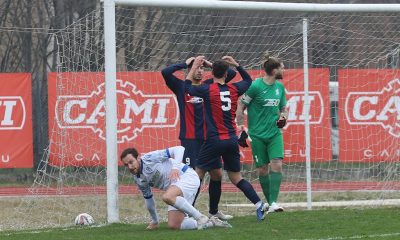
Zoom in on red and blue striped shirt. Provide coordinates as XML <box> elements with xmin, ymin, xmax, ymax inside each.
<box><xmin>161</xmin><ymin>62</ymin><xmax>236</xmax><ymax>140</ymax></box>
<box><xmin>184</xmin><ymin>66</ymin><xmax>252</xmax><ymax>140</ymax></box>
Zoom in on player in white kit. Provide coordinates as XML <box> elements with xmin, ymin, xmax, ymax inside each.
<box><xmin>120</xmin><ymin>146</ymin><xmax>231</xmax><ymax>230</ymax></box>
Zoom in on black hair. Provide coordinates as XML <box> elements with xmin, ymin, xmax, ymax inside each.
<box><xmin>120</xmin><ymin>148</ymin><xmax>139</xmax><ymax>161</ymax></box>
<box><xmin>212</xmin><ymin>60</ymin><xmax>229</xmax><ymax>78</ymax></box>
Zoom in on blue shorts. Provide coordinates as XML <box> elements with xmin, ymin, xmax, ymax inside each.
<box><xmin>197</xmin><ymin>139</ymin><xmax>241</xmax><ymax>172</ymax></box>
<box><xmin>181</xmin><ymin>139</ymin><xmax>203</xmax><ymax>168</ymax></box>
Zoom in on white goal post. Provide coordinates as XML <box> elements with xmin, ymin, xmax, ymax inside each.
<box><xmin>101</xmin><ymin>0</ymin><xmax>400</xmax><ymax>224</ymax></box>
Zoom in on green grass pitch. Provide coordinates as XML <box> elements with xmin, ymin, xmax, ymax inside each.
<box><xmin>2</xmin><ymin>207</ymin><xmax>400</xmax><ymax>240</ymax></box>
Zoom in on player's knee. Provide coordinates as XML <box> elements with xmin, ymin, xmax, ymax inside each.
<box><xmin>258</xmin><ymin>165</ymin><xmax>269</xmax><ymax>176</ymax></box>
<box><xmin>168</xmin><ymin>221</ymin><xmax>181</xmax><ymax>230</ymax></box>
<box><xmin>270</xmin><ymin>160</ymin><xmax>283</xmax><ymax>172</ymax></box>
<box><xmin>162</xmin><ymin>193</ymin><xmax>175</xmax><ymax>205</ymax></box>
<box><xmin>227</xmin><ymin>172</ymin><xmax>242</xmax><ymax>185</ymax></box>
<box><xmin>209</xmin><ymin>169</ymin><xmax>222</xmax><ymax>181</ymax></box>
<box><xmin>195</xmin><ymin>168</ymin><xmax>206</xmax><ymax>179</ymax></box>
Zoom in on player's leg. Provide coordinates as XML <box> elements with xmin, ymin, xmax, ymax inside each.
<box><xmin>166</xmin><ymin>168</ymin><xmax>212</xmax><ymax>229</ymax></box>
<box><xmin>194</xmin><ymin>140</ymin><xmax>232</xmax><ymax>221</ymax></box>
<box><xmin>208</xmin><ymin>168</ymin><xmax>222</xmax><ymax>216</ymax></box>
<box><xmin>192</xmin><ymin>167</ymin><xmax>206</xmax><ymax>207</ymax></box>
<box><xmin>208</xmin><ymin>167</ymin><xmax>233</xmax><ymax>220</ymax></box>
<box><xmin>267</xmin><ymin>133</ymin><xmax>284</xmax><ymax>212</ymax></box>
<box><xmin>181</xmin><ymin>139</ymin><xmax>203</xmax><ymax>168</ymax></box>
<box><xmin>178</xmin><ymin>168</ymin><xmax>231</xmax><ymax>228</ymax></box>
<box><xmin>167</xmin><ymin>209</ymin><xmax>187</xmax><ymax>230</ymax></box>
<box><xmin>182</xmin><ymin>139</ymin><xmax>205</xmax><ymax>206</ymax></box>
<box><xmin>162</xmin><ymin>185</ymin><xmax>206</xmax><ymax>226</ymax></box>
<box><xmin>193</xmin><ymin>140</ymin><xmax>222</xmax><ymax>205</ymax></box>
<box><xmin>250</xmin><ymin>136</ymin><xmax>271</xmax><ymax>204</ymax></box>
<box><xmin>222</xmin><ymin>139</ymin><xmax>267</xmax><ymax>221</ymax></box>
<box><xmin>167</xmin><ymin>207</ymin><xmax>212</xmax><ymax>230</ymax></box>
<box><xmin>165</xmin><ymin>168</ymin><xmax>199</xmax><ymax>230</ymax></box>
<box><xmin>193</xmin><ymin>141</ymin><xmax>211</xmax><ymax>206</ymax></box>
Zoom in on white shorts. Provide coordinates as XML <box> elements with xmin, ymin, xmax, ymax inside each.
<box><xmin>168</xmin><ymin>167</ymin><xmax>200</xmax><ymax>211</ymax></box>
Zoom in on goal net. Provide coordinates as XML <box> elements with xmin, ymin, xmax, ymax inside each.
<box><xmin>10</xmin><ymin>3</ymin><xmax>400</xmax><ymax>230</ymax></box>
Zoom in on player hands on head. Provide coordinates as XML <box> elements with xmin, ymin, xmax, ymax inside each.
<box><xmin>161</xmin><ymin>56</ymin><xmax>236</xmax><ymax>221</ymax></box>
<box><xmin>184</xmin><ymin>55</ymin><xmax>269</xmax><ymax>222</ymax></box>
<box><xmin>236</xmin><ymin>51</ymin><xmax>288</xmax><ymax>213</ymax></box>
<box><xmin>120</xmin><ymin>146</ymin><xmax>232</xmax><ymax>230</ymax></box>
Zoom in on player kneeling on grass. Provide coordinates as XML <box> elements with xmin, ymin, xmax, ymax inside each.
<box><xmin>120</xmin><ymin>146</ymin><xmax>232</xmax><ymax>230</ymax></box>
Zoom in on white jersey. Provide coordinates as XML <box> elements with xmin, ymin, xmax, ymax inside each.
<box><xmin>134</xmin><ymin>148</ymin><xmax>187</xmax><ymax>198</ymax></box>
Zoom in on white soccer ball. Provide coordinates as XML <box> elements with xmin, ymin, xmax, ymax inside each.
<box><xmin>74</xmin><ymin>213</ymin><xmax>94</xmax><ymax>226</ymax></box>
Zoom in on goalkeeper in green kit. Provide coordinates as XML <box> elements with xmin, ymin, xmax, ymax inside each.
<box><xmin>236</xmin><ymin>52</ymin><xmax>287</xmax><ymax>213</ymax></box>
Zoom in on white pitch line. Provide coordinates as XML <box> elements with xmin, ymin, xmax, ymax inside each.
<box><xmin>290</xmin><ymin>232</ymin><xmax>400</xmax><ymax>240</ymax></box>
<box><xmin>224</xmin><ymin>199</ymin><xmax>400</xmax><ymax>208</ymax></box>
<box><xmin>0</xmin><ymin>224</ymin><xmax>106</xmax><ymax>236</ymax></box>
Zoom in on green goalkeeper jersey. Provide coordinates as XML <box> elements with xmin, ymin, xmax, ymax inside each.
<box><xmin>241</xmin><ymin>77</ymin><xmax>287</xmax><ymax>139</ymax></box>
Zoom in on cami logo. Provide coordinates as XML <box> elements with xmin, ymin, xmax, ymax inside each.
<box><xmin>345</xmin><ymin>79</ymin><xmax>400</xmax><ymax>138</ymax></box>
<box><xmin>285</xmin><ymin>90</ymin><xmax>324</xmax><ymax>128</ymax></box>
<box><xmin>55</xmin><ymin>80</ymin><xmax>179</xmax><ymax>143</ymax></box>
<box><xmin>0</xmin><ymin>96</ymin><xmax>26</xmax><ymax>130</ymax></box>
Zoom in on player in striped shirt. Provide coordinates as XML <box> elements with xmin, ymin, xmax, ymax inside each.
<box><xmin>161</xmin><ymin>58</ymin><xmax>235</xmax><ymax>220</ymax></box>
<box><xmin>161</xmin><ymin>57</ymin><xmax>236</xmax><ymax>168</ymax></box>
<box><xmin>120</xmin><ymin>146</ymin><xmax>232</xmax><ymax>230</ymax></box>
<box><xmin>185</xmin><ymin>56</ymin><xmax>268</xmax><ymax>221</ymax></box>
<box><xmin>236</xmin><ymin>52</ymin><xmax>287</xmax><ymax>213</ymax></box>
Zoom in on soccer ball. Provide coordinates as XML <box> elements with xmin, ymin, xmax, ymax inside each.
<box><xmin>74</xmin><ymin>213</ymin><xmax>94</xmax><ymax>226</ymax></box>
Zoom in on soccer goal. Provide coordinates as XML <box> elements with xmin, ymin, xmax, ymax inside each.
<box><xmin>9</xmin><ymin>0</ymin><xmax>400</xmax><ymax>230</ymax></box>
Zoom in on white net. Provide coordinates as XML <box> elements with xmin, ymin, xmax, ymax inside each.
<box><xmin>9</xmin><ymin>6</ymin><xmax>400</xmax><ymax>230</ymax></box>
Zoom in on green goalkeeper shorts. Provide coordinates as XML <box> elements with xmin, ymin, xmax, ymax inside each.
<box><xmin>250</xmin><ymin>132</ymin><xmax>283</xmax><ymax>168</ymax></box>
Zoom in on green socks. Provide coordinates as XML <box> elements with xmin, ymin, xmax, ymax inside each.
<box><xmin>258</xmin><ymin>174</ymin><xmax>270</xmax><ymax>204</ymax></box>
<box><xmin>269</xmin><ymin>171</ymin><xmax>282</xmax><ymax>204</ymax></box>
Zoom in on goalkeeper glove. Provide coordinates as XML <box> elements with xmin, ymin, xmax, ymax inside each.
<box><xmin>237</xmin><ymin>126</ymin><xmax>250</xmax><ymax>148</ymax></box>
<box><xmin>276</xmin><ymin>116</ymin><xmax>287</xmax><ymax>128</ymax></box>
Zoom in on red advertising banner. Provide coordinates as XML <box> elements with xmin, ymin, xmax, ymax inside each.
<box><xmin>48</xmin><ymin>69</ymin><xmax>331</xmax><ymax>166</ymax></box>
<box><xmin>48</xmin><ymin>72</ymin><xmax>180</xmax><ymax>166</ymax></box>
<box><xmin>0</xmin><ymin>73</ymin><xmax>33</xmax><ymax>168</ymax></box>
<box><xmin>339</xmin><ymin>69</ymin><xmax>400</xmax><ymax>162</ymax></box>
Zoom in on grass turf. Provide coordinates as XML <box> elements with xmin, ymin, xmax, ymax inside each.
<box><xmin>2</xmin><ymin>207</ymin><xmax>399</xmax><ymax>240</ymax></box>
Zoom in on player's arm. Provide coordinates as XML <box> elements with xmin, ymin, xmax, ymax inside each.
<box><xmin>237</xmin><ymin>90</ymin><xmax>254</xmax><ymax>126</ymax></box>
<box><xmin>166</xmin><ymin>146</ymin><xmax>185</xmax><ymax>169</ymax></box>
<box><xmin>223</xmin><ymin>56</ymin><xmax>252</xmax><ymax>95</ymax></box>
<box><xmin>202</xmin><ymin>60</ymin><xmax>237</xmax><ymax>84</ymax></box>
<box><xmin>233</xmin><ymin>66</ymin><xmax>252</xmax><ymax>94</ymax></box>
<box><xmin>236</xmin><ymin>100</ymin><xmax>249</xmax><ymax>148</ymax></box>
<box><xmin>185</xmin><ymin>56</ymin><xmax>208</xmax><ymax>97</ymax></box>
<box><xmin>226</xmin><ymin>68</ymin><xmax>237</xmax><ymax>83</ymax></box>
<box><xmin>236</xmin><ymin>83</ymin><xmax>257</xmax><ymax>147</ymax></box>
<box><xmin>161</xmin><ymin>57</ymin><xmax>195</xmax><ymax>93</ymax></box>
<box><xmin>277</xmin><ymin>85</ymin><xmax>288</xmax><ymax>128</ymax></box>
<box><xmin>236</xmin><ymin>100</ymin><xmax>247</xmax><ymax>127</ymax></box>
<box><xmin>136</xmin><ymin>179</ymin><xmax>160</xmax><ymax>230</ymax></box>
<box><xmin>202</xmin><ymin>58</ymin><xmax>237</xmax><ymax>84</ymax></box>
<box><xmin>166</xmin><ymin>146</ymin><xmax>185</xmax><ymax>181</ymax></box>
<box><xmin>280</xmin><ymin>85</ymin><xmax>288</xmax><ymax>118</ymax></box>
<box><xmin>236</xmin><ymin>95</ymin><xmax>252</xmax><ymax>148</ymax></box>
<box><xmin>276</xmin><ymin>106</ymin><xmax>288</xmax><ymax>128</ymax></box>
<box><xmin>280</xmin><ymin>106</ymin><xmax>288</xmax><ymax>119</ymax></box>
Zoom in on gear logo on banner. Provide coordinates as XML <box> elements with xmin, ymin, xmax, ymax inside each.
<box><xmin>55</xmin><ymin>79</ymin><xmax>179</xmax><ymax>143</ymax></box>
<box><xmin>345</xmin><ymin>78</ymin><xmax>400</xmax><ymax>138</ymax></box>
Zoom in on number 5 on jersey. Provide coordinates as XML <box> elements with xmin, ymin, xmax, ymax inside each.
<box><xmin>220</xmin><ymin>91</ymin><xmax>231</xmax><ymax>111</ymax></box>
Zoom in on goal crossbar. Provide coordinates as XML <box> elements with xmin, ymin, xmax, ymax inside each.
<box><xmin>113</xmin><ymin>0</ymin><xmax>400</xmax><ymax>12</ymax></box>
